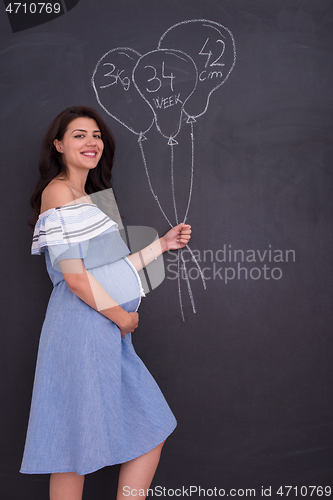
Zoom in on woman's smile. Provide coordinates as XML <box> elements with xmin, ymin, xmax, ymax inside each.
<box><xmin>81</xmin><ymin>150</ymin><xmax>98</xmax><ymax>157</ymax></box>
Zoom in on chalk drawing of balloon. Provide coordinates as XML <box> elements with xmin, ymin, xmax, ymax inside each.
<box><xmin>132</xmin><ymin>49</ymin><xmax>197</xmax><ymax>139</ymax></box>
<box><xmin>158</xmin><ymin>20</ymin><xmax>236</xmax><ymax>119</ymax></box>
<box><xmin>92</xmin><ymin>47</ymin><xmax>154</xmax><ymax>135</ymax></box>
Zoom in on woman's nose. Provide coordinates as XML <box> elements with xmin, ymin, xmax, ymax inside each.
<box><xmin>86</xmin><ymin>135</ymin><xmax>97</xmax><ymax>146</ymax></box>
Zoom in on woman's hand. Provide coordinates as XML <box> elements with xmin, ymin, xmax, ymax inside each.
<box><xmin>118</xmin><ymin>311</ymin><xmax>139</xmax><ymax>338</ymax></box>
<box><xmin>161</xmin><ymin>223</ymin><xmax>192</xmax><ymax>252</ymax></box>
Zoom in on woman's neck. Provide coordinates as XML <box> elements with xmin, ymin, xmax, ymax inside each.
<box><xmin>58</xmin><ymin>169</ymin><xmax>88</xmax><ymax>196</ymax></box>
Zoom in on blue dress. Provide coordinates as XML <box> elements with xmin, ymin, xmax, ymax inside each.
<box><xmin>20</xmin><ymin>202</ymin><xmax>176</xmax><ymax>475</ymax></box>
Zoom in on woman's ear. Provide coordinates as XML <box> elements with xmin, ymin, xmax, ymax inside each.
<box><xmin>53</xmin><ymin>139</ymin><xmax>62</xmax><ymax>153</ymax></box>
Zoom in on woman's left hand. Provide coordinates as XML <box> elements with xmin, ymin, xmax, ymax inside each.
<box><xmin>162</xmin><ymin>223</ymin><xmax>192</xmax><ymax>251</ymax></box>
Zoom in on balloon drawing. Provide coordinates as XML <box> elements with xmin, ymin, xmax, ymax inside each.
<box><xmin>158</xmin><ymin>20</ymin><xmax>236</xmax><ymax>119</ymax></box>
<box><xmin>92</xmin><ymin>19</ymin><xmax>236</xmax><ymax>320</ymax></box>
<box><xmin>132</xmin><ymin>49</ymin><xmax>197</xmax><ymax>139</ymax></box>
<box><xmin>92</xmin><ymin>47</ymin><xmax>154</xmax><ymax>135</ymax></box>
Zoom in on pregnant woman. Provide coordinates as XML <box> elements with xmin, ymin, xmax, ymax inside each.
<box><xmin>20</xmin><ymin>106</ymin><xmax>191</xmax><ymax>500</ymax></box>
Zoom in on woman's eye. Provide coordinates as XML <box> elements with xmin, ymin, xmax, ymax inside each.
<box><xmin>73</xmin><ymin>134</ymin><xmax>101</xmax><ymax>139</ymax></box>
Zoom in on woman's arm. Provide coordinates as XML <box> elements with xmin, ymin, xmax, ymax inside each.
<box><xmin>60</xmin><ymin>258</ymin><xmax>138</xmax><ymax>336</ymax></box>
<box><xmin>126</xmin><ymin>223</ymin><xmax>191</xmax><ymax>271</ymax></box>
<box><xmin>60</xmin><ymin>222</ymin><xmax>191</xmax><ymax>333</ymax></box>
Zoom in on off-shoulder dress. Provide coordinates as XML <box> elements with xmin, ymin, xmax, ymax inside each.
<box><xmin>20</xmin><ymin>202</ymin><xmax>176</xmax><ymax>475</ymax></box>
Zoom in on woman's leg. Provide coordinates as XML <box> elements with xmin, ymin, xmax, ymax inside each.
<box><xmin>49</xmin><ymin>472</ymin><xmax>85</xmax><ymax>500</ymax></box>
<box><xmin>116</xmin><ymin>441</ymin><xmax>165</xmax><ymax>500</ymax></box>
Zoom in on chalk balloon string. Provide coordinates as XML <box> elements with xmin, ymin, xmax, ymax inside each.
<box><xmin>138</xmin><ymin>120</ymin><xmax>206</xmax><ymax>321</ymax></box>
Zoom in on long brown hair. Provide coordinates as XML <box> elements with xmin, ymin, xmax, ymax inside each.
<box><xmin>29</xmin><ymin>105</ymin><xmax>116</xmax><ymax>227</ymax></box>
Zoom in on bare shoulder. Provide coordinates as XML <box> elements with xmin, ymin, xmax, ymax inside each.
<box><xmin>40</xmin><ymin>180</ymin><xmax>75</xmax><ymax>214</ymax></box>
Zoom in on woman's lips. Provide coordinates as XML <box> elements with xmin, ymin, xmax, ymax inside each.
<box><xmin>81</xmin><ymin>151</ymin><xmax>97</xmax><ymax>157</ymax></box>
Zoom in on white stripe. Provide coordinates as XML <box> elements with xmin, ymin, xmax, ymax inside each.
<box><xmin>32</xmin><ymin>203</ymin><xmax>117</xmax><ymax>255</ymax></box>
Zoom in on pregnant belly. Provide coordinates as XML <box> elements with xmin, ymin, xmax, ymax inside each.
<box><xmin>88</xmin><ymin>258</ymin><xmax>142</xmax><ymax>312</ymax></box>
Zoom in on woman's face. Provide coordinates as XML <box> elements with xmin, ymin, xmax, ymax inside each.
<box><xmin>54</xmin><ymin>117</ymin><xmax>104</xmax><ymax>173</ymax></box>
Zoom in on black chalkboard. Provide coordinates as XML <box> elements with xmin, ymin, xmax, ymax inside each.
<box><xmin>1</xmin><ymin>1</ymin><xmax>332</xmax><ymax>499</ymax></box>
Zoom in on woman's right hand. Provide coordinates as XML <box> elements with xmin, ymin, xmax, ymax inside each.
<box><xmin>119</xmin><ymin>312</ymin><xmax>139</xmax><ymax>338</ymax></box>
